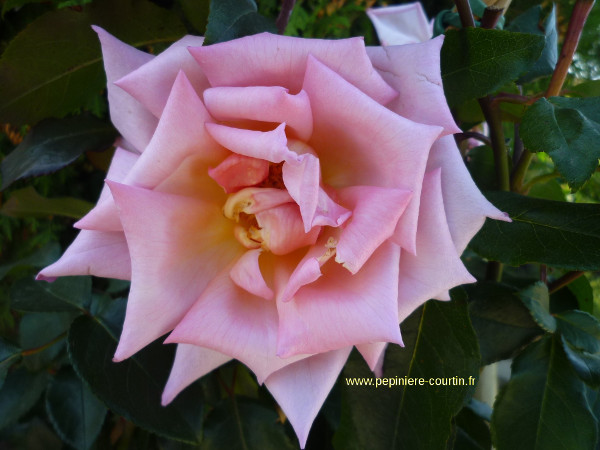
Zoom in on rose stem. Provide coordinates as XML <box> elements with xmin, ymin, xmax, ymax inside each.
<box><xmin>548</xmin><ymin>271</ymin><xmax>585</xmax><ymax>294</ymax></box>
<box><xmin>276</xmin><ymin>0</ymin><xmax>297</xmax><ymax>34</ymax></box>
<box><xmin>454</xmin><ymin>0</ymin><xmax>476</xmax><ymax>28</ymax></box>
<box><xmin>480</xmin><ymin>6</ymin><xmax>504</xmax><ymax>29</ymax></box>
<box><xmin>510</xmin><ymin>0</ymin><xmax>596</xmax><ymax>192</ymax></box>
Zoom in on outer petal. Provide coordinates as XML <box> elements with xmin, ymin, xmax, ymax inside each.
<box><xmin>335</xmin><ymin>186</ymin><xmax>412</xmax><ymax>274</ymax></box>
<box><xmin>356</xmin><ymin>342</ymin><xmax>388</xmax><ymax>377</ymax></box>
<box><xmin>367</xmin><ymin>37</ymin><xmax>461</xmax><ymax>136</ymax></box>
<box><xmin>204</xmin><ymin>87</ymin><xmax>313</xmax><ymax>141</ymax></box>
<box><xmin>397</xmin><ymin>169</ymin><xmax>476</xmax><ymax>323</ymax></box>
<box><xmin>302</xmin><ymin>55</ymin><xmax>442</xmax><ymax>253</ymax></box>
<box><xmin>76</xmin><ymin>71</ymin><xmax>227</xmax><ymax>231</ymax></box>
<box><xmin>93</xmin><ymin>26</ymin><xmax>157</xmax><ymax>153</ymax></box>
<box><xmin>37</xmin><ymin>147</ymin><xmax>138</xmax><ymax>282</ymax></box>
<box><xmin>277</xmin><ymin>241</ymin><xmax>403</xmax><ymax>357</ymax></box>
<box><xmin>426</xmin><ymin>135</ymin><xmax>511</xmax><ymax>253</ymax></box>
<box><xmin>115</xmin><ymin>35</ymin><xmax>208</xmax><ymax>118</ymax></box>
<box><xmin>36</xmin><ymin>230</ymin><xmax>131</xmax><ymax>281</ymax></box>
<box><xmin>264</xmin><ymin>347</ymin><xmax>352</xmax><ymax>448</ymax></box>
<box><xmin>162</xmin><ymin>344</ymin><xmax>231</xmax><ymax>406</ymax></box>
<box><xmin>367</xmin><ymin>3</ymin><xmax>433</xmax><ymax>46</ymax></box>
<box><xmin>108</xmin><ymin>182</ymin><xmax>241</xmax><ymax>362</ymax></box>
<box><xmin>189</xmin><ymin>32</ymin><xmax>396</xmax><ymax>105</ymax></box>
<box><xmin>166</xmin><ymin>267</ymin><xmax>308</xmax><ymax>384</ymax></box>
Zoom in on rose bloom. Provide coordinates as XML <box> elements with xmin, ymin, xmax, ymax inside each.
<box><xmin>38</xmin><ymin>26</ymin><xmax>508</xmax><ymax>447</ymax></box>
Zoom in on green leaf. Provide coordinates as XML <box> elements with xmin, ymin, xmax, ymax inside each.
<box><xmin>11</xmin><ymin>276</ymin><xmax>92</xmax><ymax>312</ymax></box>
<box><xmin>0</xmin><ymin>0</ymin><xmax>186</xmax><ymax>126</ymax></box>
<box><xmin>452</xmin><ymin>404</ymin><xmax>492</xmax><ymax>450</ymax></box>
<box><xmin>19</xmin><ymin>312</ymin><xmax>75</xmax><ymax>370</ymax></box>
<box><xmin>441</xmin><ymin>28</ymin><xmax>544</xmax><ymax>106</ymax></box>
<box><xmin>179</xmin><ymin>0</ymin><xmax>210</xmax><ymax>34</ymax></box>
<box><xmin>1</xmin><ymin>186</ymin><xmax>94</xmax><ymax>218</ymax></box>
<box><xmin>508</xmin><ymin>5</ymin><xmax>558</xmax><ymax>83</ymax></box>
<box><xmin>334</xmin><ymin>295</ymin><xmax>480</xmax><ymax>450</ymax></box>
<box><xmin>0</xmin><ymin>338</ymin><xmax>21</xmax><ymax>374</ymax></box>
<box><xmin>492</xmin><ymin>336</ymin><xmax>597</xmax><ymax>450</ymax></box>
<box><xmin>45</xmin><ymin>367</ymin><xmax>106</xmax><ymax>450</ymax></box>
<box><xmin>521</xmin><ymin>97</ymin><xmax>600</xmax><ymax>190</ymax></box>
<box><xmin>466</xmin><ymin>282</ymin><xmax>542</xmax><ymax>365</ymax></box>
<box><xmin>561</xmin><ymin>336</ymin><xmax>600</xmax><ymax>388</ymax></box>
<box><xmin>518</xmin><ymin>282</ymin><xmax>555</xmax><ymax>332</ymax></box>
<box><xmin>567</xmin><ymin>275</ymin><xmax>594</xmax><ymax>314</ymax></box>
<box><xmin>202</xmin><ymin>398</ymin><xmax>295</xmax><ymax>450</ymax></box>
<box><xmin>204</xmin><ymin>0</ymin><xmax>276</xmax><ymax>45</ymax></box>
<box><xmin>556</xmin><ymin>310</ymin><xmax>600</xmax><ymax>354</ymax></box>
<box><xmin>0</xmin><ymin>242</ymin><xmax>61</xmax><ymax>281</ymax></box>
<box><xmin>470</xmin><ymin>191</ymin><xmax>600</xmax><ymax>270</ymax></box>
<box><xmin>68</xmin><ymin>315</ymin><xmax>203</xmax><ymax>444</ymax></box>
<box><xmin>0</xmin><ymin>116</ymin><xmax>116</xmax><ymax>190</ymax></box>
<box><xmin>467</xmin><ymin>145</ymin><xmax>496</xmax><ymax>192</ymax></box>
<box><xmin>0</xmin><ymin>367</ymin><xmax>49</xmax><ymax>430</ymax></box>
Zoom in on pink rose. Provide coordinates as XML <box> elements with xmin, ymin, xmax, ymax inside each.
<box><xmin>367</xmin><ymin>2</ymin><xmax>433</xmax><ymax>45</ymax></box>
<box><xmin>38</xmin><ymin>29</ymin><xmax>507</xmax><ymax>447</ymax></box>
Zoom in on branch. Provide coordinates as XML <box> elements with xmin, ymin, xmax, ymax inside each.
<box><xmin>454</xmin><ymin>0</ymin><xmax>476</xmax><ymax>28</ymax></box>
<box><xmin>546</xmin><ymin>0</ymin><xmax>596</xmax><ymax>97</ymax></box>
<box><xmin>548</xmin><ymin>271</ymin><xmax>585</xmax><ymax>294</ymax></box>
<box><xmin>276</xmin><ymin>0</ymin><xmax>297</xmax><ymax>34</ymax></box>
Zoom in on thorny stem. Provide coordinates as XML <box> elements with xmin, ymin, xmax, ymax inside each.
<box><xmin>511</xmin><ymin>0</ymin><xmax>596</xmax><ymax>192</ymax></box>
<box><xmin>548</xmin><ymin>271</ymin><xmax>585</xmax><ymax>294</ymax></box>
<box><xmin>276</xmin><ymin>0</ymin><xmax>297</xmax><ymax>34</ymax></box>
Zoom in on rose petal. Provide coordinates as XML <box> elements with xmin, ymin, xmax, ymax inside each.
<box><xmin>264</xmin><ymin>347</ymin><xmax>352</xmax><ymax>448</ymax></box>
<box><xmin>335</xmin><ymin>185</ymin><xmax>412</xmax><ymax>274</ymax></box>
<box><xmin>356</xmin><ymin>342</ymin><xmax>388</xmax><ymax>377</ymax></box>
<box><xmin>189</xmin><ymin>32</ymin><xmax>396</xmax><ymax>105</ymax></box>
<box><xmin>229</xmin><ymin>249</ymin><xmax>274</xmax><ymax>300</ymax></box>
<box><xmin>115</xmin><ymin>35</ymin><xmax>208</xmax><ymax>118</ymax></box>
<box><xmin>76</xmin><ymin>71</ymin><xmax>227</xmax><ymax>232</ymax></box>
<box><xmin>108</xmin><ymin>182</ymin><xmax>241</xmax><ymax>362</ymax></box>
<box><xmin>367</xmin><ymin>3</ymin><xmax>433</xmax><ymax>46</ymax></box>
<box><xmin>161</xmin><ymin>344</ymin><xmax>231</xmax><ymax>406</ymax></box>
<box><xmin>204</xmin><ymin>87</ymin><xmax>313</xmax><ymax>141</ymax></box>
<box><xmin>277</xmin><ymin>240</ymin><xmax>403</xmax><ymax>357</ymax></box>
<box><xmin>282</xmin><ymin>153</ymin><xmax>320</xmax><ymax>231</ymax></box>
<box><xmin>36</xmin><ymin>230</ymin><xmax>131</xmax><ymax>282</ymax></box>
<box><xmin>397</xmin><ymin>169</ymin><xmax>476</xmax><ymax>322</ymax></box>
<box><xmin>302</xmin><ymin>55</ymin><xmax>442</xmax><ymax>253</ymax></box>
<box><xmin>93</xmin><ymin>26</ymin><xmax>157</xmax><ymax>153</ymax></box>
<box><xmin>208</xmin><ymin>154</ymin><xmax>269</xmax><ymax>193</ymax></box>
<box><xmin>278</xmin><ymin>232</ymin><xmax>339</xmax><ymax>304</ymax></box>
<box><xmin>367</xmin><ymin>36</ymin><xmax>461</xmax><ymax>137</ymax></box>
<box><xmin>166</xmin><ymin>267</ymin><xmax>308</xmax><ymax>384</ymax></box>
<box><xmin>312</xmin><ymin>187</ymin><xmax>352</xmax><ymax>228</ymax></box>
<box><xmin>426</xmin><ymin>135</ymin><xmax>511</xmax><ymax>253</ymax></box>
<box><xmin>255</xmin><ymin>204</ymin><xmax>321</xmax><ymax>255</ymax></box>
<box><xmin>205</xmin><ymin>122</ymin><xmax>296</xmax><ymax>163</ymax></box>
